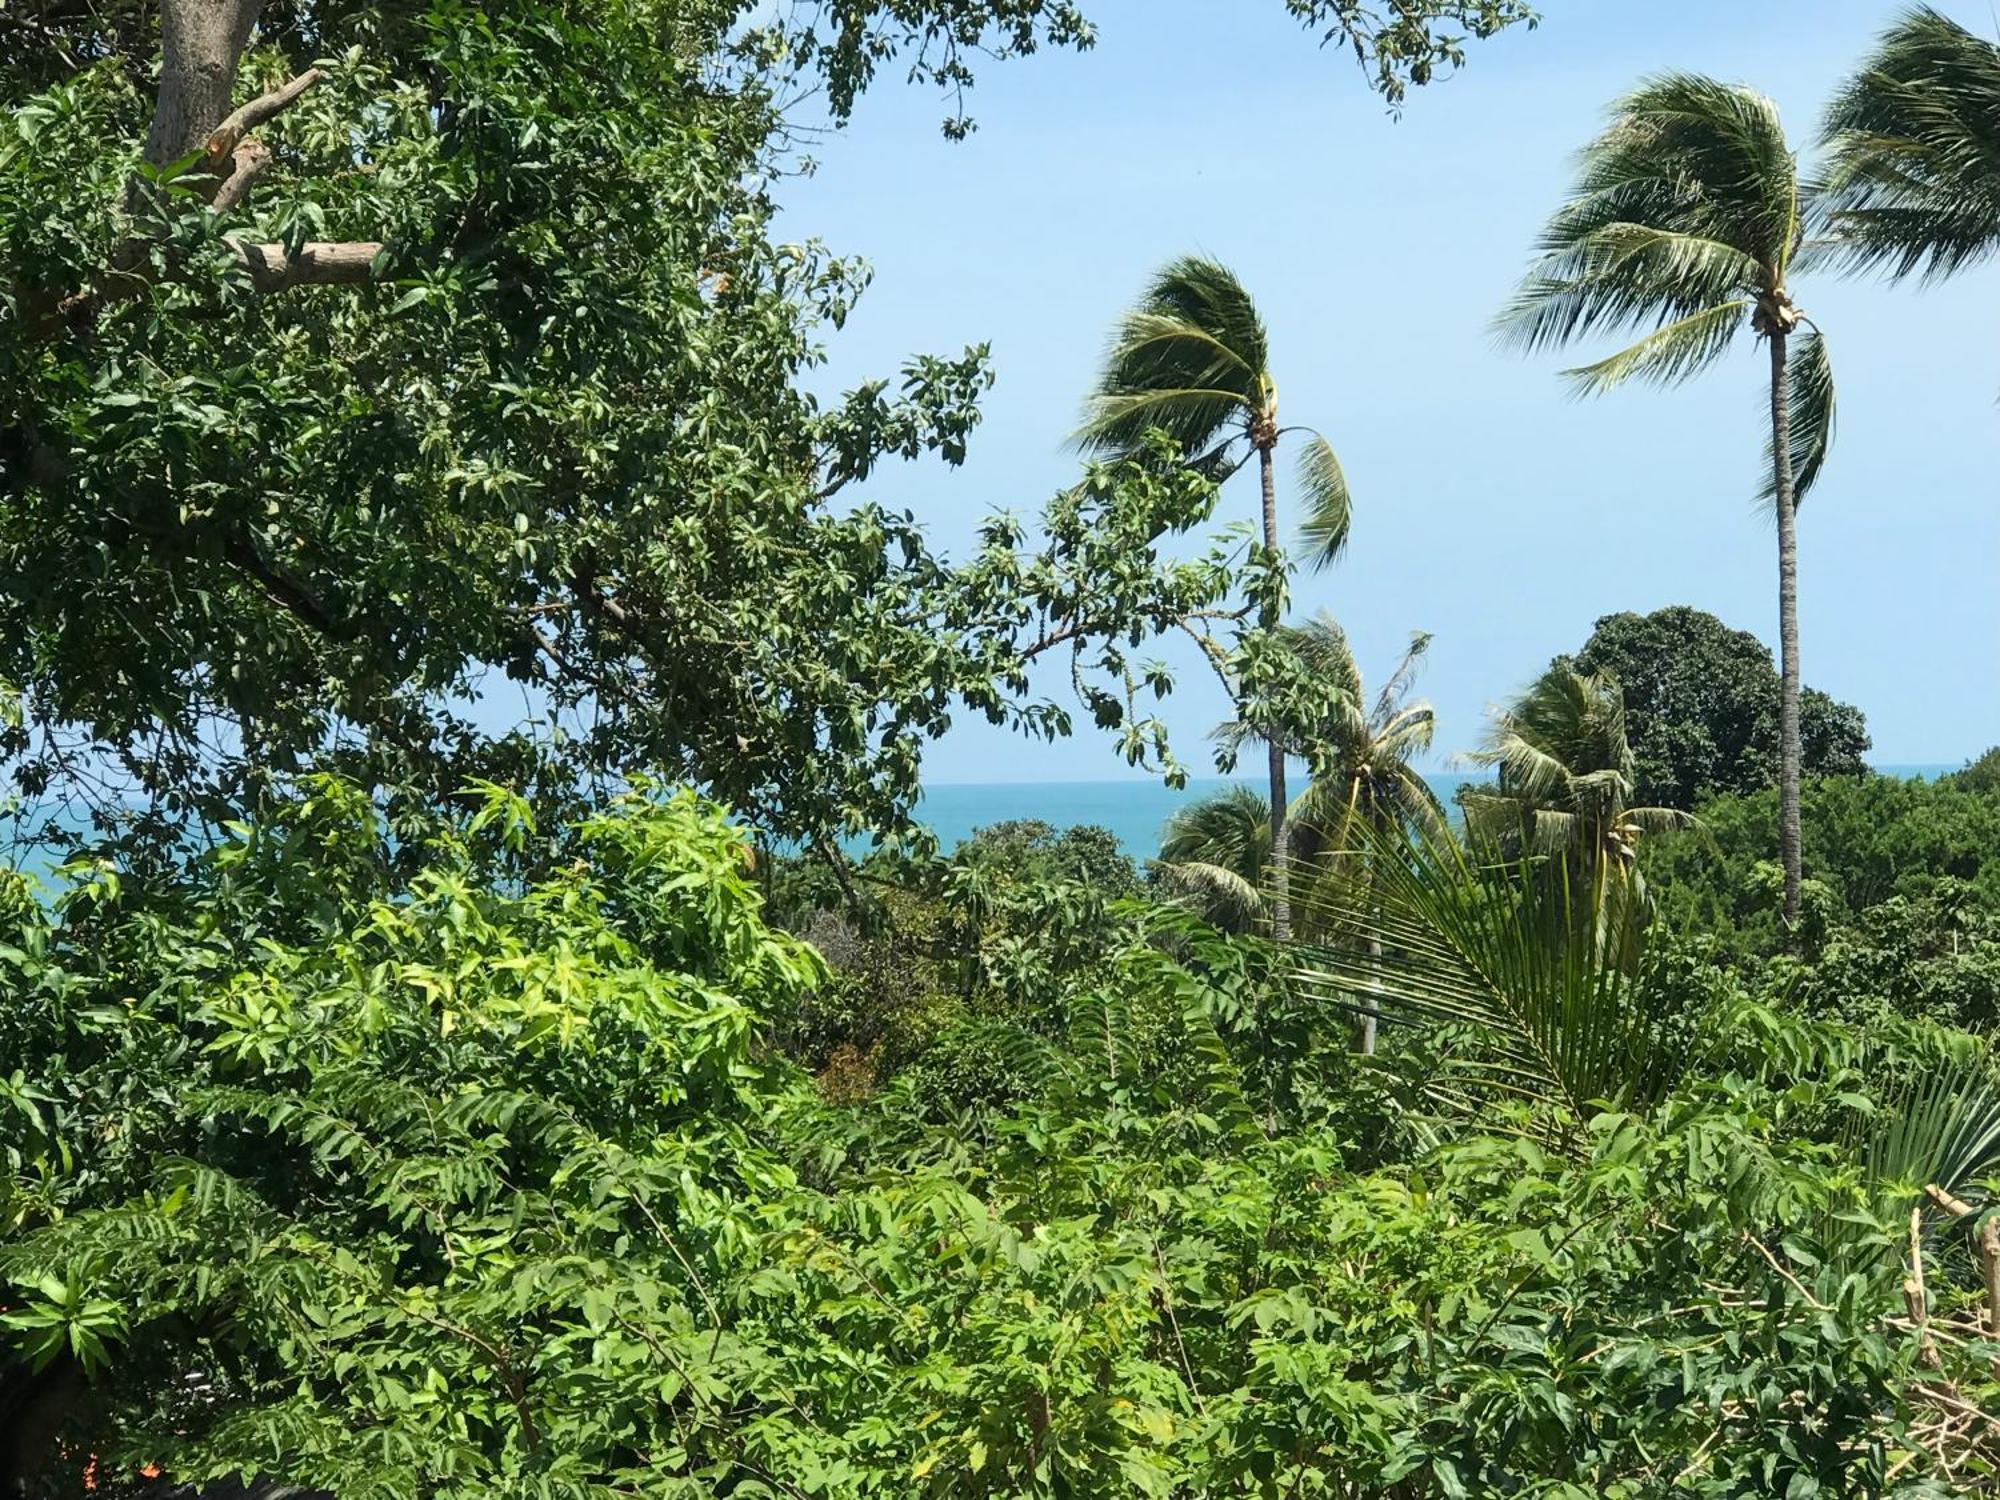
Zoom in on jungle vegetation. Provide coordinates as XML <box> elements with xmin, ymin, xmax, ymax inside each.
<box><xmin>5</xmin><ymin>3</ymin><xmax>2000</xmax><ymax>1497</ymax></box>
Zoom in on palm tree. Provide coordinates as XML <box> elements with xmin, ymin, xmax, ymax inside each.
<box><xmin>1076</xmin><ymin>256</ymin><xmax>1354</xmax><ymax>943</ymax></box>
<box><xmin>1282</xmin><ymin>619</ymin><xmax>1445</xmax><ymax>849</ymax></box>
<box><xmin>1496</xmin><ymin>75</ymin><xmax>1836</xmax><ymax>932</ymax></box>
<box><xmin>1153</xmin><ymin>783</ymin><xmax>1273</xmax><ymax>935</ymax></box>
<box><xmin>1462</xmin><ymin>666</ymin><xmax>1692</xmax><ymax>947</ymax></box>
<box><xmin>1820</xmin><ymin>7</ymin><xmax>2000</xmax><ymax>283</ymax></box>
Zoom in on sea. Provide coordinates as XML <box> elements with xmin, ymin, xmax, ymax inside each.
<box><xmin>907</xmin><ymin>764</ymin><xmax>1963</xmax><ymax>860</ymax></box>
<box><xmin>0</xmin><ymin>765</ymin><xmax>1965</xmax><ymax>878</ymax></box>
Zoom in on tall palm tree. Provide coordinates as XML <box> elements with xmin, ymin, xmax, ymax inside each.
<box><xmin>1496</xmin><ymin>75</ymin><xmax>1836</xmax><ymax>932</ymax></box>
<box><xmin>1820</xmin><ymin>7</ymin><xmax>2000</xmax><ymax>283</ymax></box>
<box><xmin>1462</xmin><ymin>667</ymin><xmax>1692</xmax><ymax>946</ymax></box>
<box><xmin>1076</xmin><ymin>256</ymin><xmax>1354</xmax><ymax>943</ymax></box>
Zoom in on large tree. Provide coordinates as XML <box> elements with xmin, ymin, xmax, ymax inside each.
<box><xmin>1556</xmin><ymin>606</ymin><xmax>1870</xmax><ymax>811</ymax></box>
<box><xmin>1075</xmin><ymin>258</ymin><xmax>1354</xmax><ymax>943</ymax></box>
<box><xmin>0</xmin><ymin>0</ymin><xmax>1538</xmax><ymax>861</ymax></box>
<box><xmin>1498</xmin><ymin>75</ymin><xmax>1836</xmax><ymax>931</ymax></box>
<box><xmin>1820</xmin><ymin>5</ymin><xmax>2000</xmax><ymax>283</ymax></box>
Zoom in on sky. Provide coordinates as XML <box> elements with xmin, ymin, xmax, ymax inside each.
<box><xmin>770</xmin><ymin>0</ymin><xmax>2000</xmax><ymax>785</ymax></box>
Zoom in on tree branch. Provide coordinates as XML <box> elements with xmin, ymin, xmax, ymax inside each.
<box><xmin>205</xmin><ymin>66</ymin><xmax>324</xmax><ymax>164</ymax></box>
<box><xmin>229</xmin><ymin>238</ymin><xmax>384</xmax><ymax>292</ymax></box>
<box><xmin>209</xmin><ymin>140</ymin><xmax>271</xmax><ymax>211</ymax></box>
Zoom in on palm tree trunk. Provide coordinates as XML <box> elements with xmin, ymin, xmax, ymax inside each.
<box><xmin>1259</xmin><ymin>441</ymin><xmax>1290</xmax><ymax>943</ymax></box>
<box><xmin>1768</xmin><ymin>328</ymin><xmax>1804</xmax><ymax>929</ymax></box>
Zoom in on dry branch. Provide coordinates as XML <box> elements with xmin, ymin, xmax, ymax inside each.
<box><xmin>205</xmin><ymin>66</ymin><xmax>325</xmax><ymax>164</ymax></box>
<box><xmin>229</xmin><ymin>238</ymin><xmax>384</xmax><ymax>292</ymax></box>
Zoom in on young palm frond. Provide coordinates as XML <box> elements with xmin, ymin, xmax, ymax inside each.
<box><xmin>1829</xmin><ymin>1049</ymin><xmax>2000</xmax><ymax>1277</ymax></box>
<box><xmin>1861</xmin><ymin>1057</ymin><xmax>2000</xmax><ymax>1210</ymax></box>
<box><xmin>1289</xmin><ymin>822</ymin><xmax>1683</xmax><ymax>1128</ymax></box>
<box><xmin>1820</xmin><ymin>6</ymin><xmax>2000</xmax><ymax>283</ymax></box>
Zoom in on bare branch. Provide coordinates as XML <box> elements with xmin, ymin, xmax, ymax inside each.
<box><xmin>205</xmin><ymin>66</ymin><xmax>325</xmax><ymax>164</ymax></box>
<box><xmin>230</xmin><ymin>238</ymin><xmax>384</xmax><ymax>292</ymax></box>
<box><xmin>209</xmin><ymin>140</ymin><xmax>272</xmax><ymax>211</ymax></box>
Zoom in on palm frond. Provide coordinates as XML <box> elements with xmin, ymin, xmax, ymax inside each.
<box><xmin>1073</xmin><ymin>256</ymin><xmax>1268</xmax><ymax>457</ymax></box>
<box><xmin>1294</xmin><ymin>432</ymin><xmax>1352</xmax><ymax>571</ymax></box>
<box><xmin>1819</xmin><ymin>6</ymin><xmax>2000</xmax><ymax>282</ymax></box>
<box><xmin>1157</xmin><ymin>784</ymin><xmax>1270</xmax><ymax>873</ymax></box>
<box><xmin>1149</xmin><ymin>859</ymin><xmax>1267</xmax><ymax>931</ymax></box>
<box><xmin>1762</xmin><ymin>327</ymin><xmax>1837</xmax><ymax>508</ymax></box>
<box><xmin>1562</xmin><ymin>298</ymin><xmax>1750</xmax><ymax>394</ymax></box>
<box><xmin>1374</xmin><ymin>631</ymin><xmax>1435</xmax><ymax>725</ymax></box>
<box><xmin>1289</xmin><ymin>824</ymin><xmax>1684</xmax><ymax>1127</ymax></box>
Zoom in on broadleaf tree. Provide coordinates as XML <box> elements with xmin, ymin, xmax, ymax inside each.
<box><xmin>0</xmin><ymin>0</ymin><xmax>1537</xmax><ymax>865</ymax></box>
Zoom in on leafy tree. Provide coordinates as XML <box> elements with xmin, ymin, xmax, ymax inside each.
<box><xmin>1462</xmin><ymin>666</ymin><xmax>1692</xmax><ymax>939</ymax></box>
<box><xmin>768</xmin><ymin>818</ymin><xmax>1146</xmax><ymax>1102</ymax></box>
<box><xmin>1499</xmin><ymin>75</ymin><xmax>1837</xmax><ymax>929</ymax></box>
<box><xmin>1075</xmin><ymin>257</ymin><xmax>1354</xmax><ymax>942</ymax></box>
<box><xmin>1955</xmin><ymin>744</ymin><xmax>2000</xmax><ymax>792</ymax></box>
<box><xmin>0</xmin><ymin>0</ymin><xmax>1540</xmax><ymax>860</ymax></box>
<box><xmin>1555</xmin><ymin>605</ymin><xmax>1870</xmax><ymax>810</ymax></box>
<box><xmin>1820</xmin><ymin>5</ymin><xmax>2000</xmax><ymax>282</ymax></box>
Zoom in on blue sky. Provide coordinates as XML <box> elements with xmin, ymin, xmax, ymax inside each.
<box><xmin>776</xmin><ymin>0</ymin><xmax>2000</xmax><ymax>784</ymax></box>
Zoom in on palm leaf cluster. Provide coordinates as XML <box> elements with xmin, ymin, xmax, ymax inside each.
<box><xmin>1461</xmin><ymin>666</ymin><xmax>1692</xmax><ymax>900</ymax></box>
<box><xmin>1290</xmin><ymin>823</ymin><xmax>1683</xmax><ymax>1127</ymax></box>
<box><xmin>1073</xmin><ymin>255</ymin><xmax>1352</xmax><ymax>569</ymax></box>
<box><xmin>1495</xmin><ymin>73</ymin><xmax>1834</xmax><ymax>505</ymax></box>
<box><xmin>1155</xmin><ymin>620</ymin><xmax>1441</xmax><ymax>935</ymax></box>
<box><xmin>1820</xmin><ymin>6</ymin><xmax>2000</xmax><ymax>282</ymax></box>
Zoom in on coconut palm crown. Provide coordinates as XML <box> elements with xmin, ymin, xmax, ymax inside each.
<box><xmin>1071</xmin><ymin>255</ymin><xmax>1353</xmax><ymax>565</ymax></box>
<box><xmin>1821</xmin><ymin>6</ymin><xmax>2000</xmax><ymax>283</ymax></box>
<box><xmin>1288</xmin><ymin>620</ymin><xmax>1445</xmax><ymax>845</ymax></box>
<box><xmin>1461</xmin><ymin>667</ymin><xmax>1693</xmax><ymax>905</ymax></box>
<box><xmin>1494</xmin><ymin>72</ymin><xmax>1833</xmax><ymax>931</ymax></box>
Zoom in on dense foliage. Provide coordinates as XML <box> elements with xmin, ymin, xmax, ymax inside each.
<box><xmin>11</xmin><ymin>787</ymin><xmax>2000</xmax><ymax>1498</ymax></box>
<box><xmin>9</xmin><ymin>1</ymin><xmax>2000</xmax><ymax>1496</ymax></box>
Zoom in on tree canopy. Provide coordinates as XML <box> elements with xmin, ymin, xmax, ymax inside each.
<box><xmin>1556</xmin><ymin>606</ymin><xmax>1870</xmax><ymax>812</ymax></box>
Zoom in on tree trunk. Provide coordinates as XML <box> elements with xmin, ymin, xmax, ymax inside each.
<box><xmin>145</xmin><ymin>0</ymin><xmax>264</xmax><ymax>168</ymax></box>
<box><xmin>1768</xmin><ymin>328</ymin><xmax>1804</xmax><ymax>929</ymax></box>
<box><xmin>1259</xmin><ymin>440</ymin><xmax>1290</xmax><ymax>943</ymax></box>
<box><xmin>1363</xmin><ymin>926</ymin><xmax>1381</xmax><ymax>1055</ymax></box>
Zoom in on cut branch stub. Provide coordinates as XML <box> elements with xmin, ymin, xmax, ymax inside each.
<box><xmin>230</xmin><ymin>238</ymin><xmax>385</xmax><ymax>292</ymax></box>
<box><xmin>204</xmin><ymin>67</ymin><xmax>326</xmax><ymax>167</ymax></box>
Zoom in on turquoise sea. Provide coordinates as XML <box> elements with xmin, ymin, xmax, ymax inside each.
<box><xmin>908</xmin><ymin>764</ymin><xmax>1963</xmax><ymax>860</ymax></box>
